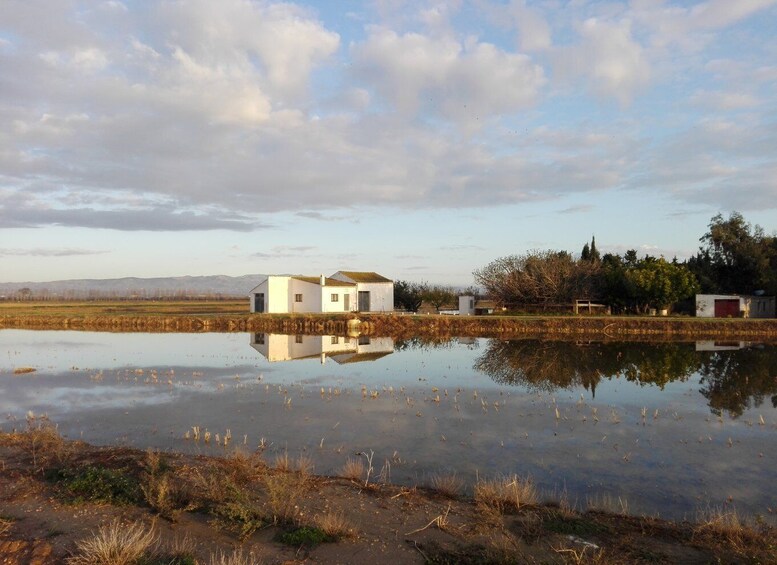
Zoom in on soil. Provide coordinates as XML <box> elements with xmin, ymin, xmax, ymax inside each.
<box><xmin>1</xmin><ymin>430</ymin><xmax>775</xmax><ymax>564</ymax></box>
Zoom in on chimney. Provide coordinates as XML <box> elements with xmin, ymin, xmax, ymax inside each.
<box><xmin>320</xmin><ymin>274</ymin><xmax>325</xmax><ymax>286</ymax></box>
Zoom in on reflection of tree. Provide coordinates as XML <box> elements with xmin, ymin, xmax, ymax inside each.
<box><xmin>393</xmin><ymin>337</ymin><xmax>456</xmax><ymax>352</ymax></box>
<box><xmin>473</xmin><ymin>340</ymin><xmax>700</xmax><ymax>396</ymax></box>
<box><xmin>697</xmin><ymin>346</ymin><xmax>777</xmax><ymax>418</ymax></box>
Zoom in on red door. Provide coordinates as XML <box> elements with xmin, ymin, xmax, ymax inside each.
<box><xmin>714</xmin><ymin>299</ymin><xmax>740</xmax><ymax>317</ymax></box>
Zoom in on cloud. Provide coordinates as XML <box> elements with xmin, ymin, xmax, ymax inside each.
<box><xmin>252</xmin><ymin>246</ymin><xmax>317</xmax><ymax>259</ymax></box>
<box><xmin>558</xmin><ymin>205</ymin><xmax>594</xmax><ymax>215</ymax></box>
<box><xmin>553</xmin><ymin>18</ymin><xmax>650</xmax><ymax>105</ymax></box>
<box><xmin>351</xmin><ymin>27</ymin><xmax>545</xmax><ymax>123</ymax></box>
<box><xmin>0</xmin><ymin>248</ymin><xmax>109</xmax><ymax>257</ymax></box>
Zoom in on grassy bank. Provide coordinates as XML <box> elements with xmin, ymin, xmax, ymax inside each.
<box><xmin>1</xmin><ymin>423</ymin><xmax>774</xmax><ymax>564</ymax></box>
<box><xmin>2</xmin><ymin>300</ymin><xmax>777</xmax><ymax>339</ymax></box>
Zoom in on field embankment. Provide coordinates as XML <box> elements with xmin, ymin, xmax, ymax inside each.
<box><xmin>2</xmin><ymin>301</ymin><xmax>777</xmax><ymax>339</ymax></box>
<box><xmin>1</xmin><ymin>425</ymin><xmax>775</xmax><ymax>564</ymax></box>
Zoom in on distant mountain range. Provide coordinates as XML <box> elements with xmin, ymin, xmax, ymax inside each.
<box><xmin>0</xmin><ymin>274</ymin><xmax>266</xmax><ymax>298</ymax></box>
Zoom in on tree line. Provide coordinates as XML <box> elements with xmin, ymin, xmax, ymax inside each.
<box><xmin>474</xmin><ymin>212</ymin><xmax>777</xmax><ymax>313</ymax></box>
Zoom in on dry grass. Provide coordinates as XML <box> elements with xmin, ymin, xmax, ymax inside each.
<box><xmin>263</xmin><ymin>471</ymin><xmax>309</xmax><ymax>525</ymax></box>
<box><xmin>314</xmin><ymin>511</ymin><xmax>357</xmax><ymax>539</ymax></box>
<box><xmin>692</xmin><ymin>507</ymin><xmax>762</xmax><ymax>552</ymax></box>
<box><xmin>339</xmin><ymin>457</ymin><xmax>365</xmax><ymax>481</ymax></box>
<box><xmin>272</xmin><ymin>451</ymin><xmax>291</xmax><ymax>472</ymax></box>
<box><xmin>586</xmin><ymin>493</ymin><xmax>630</xmax><ymax>516</ymax></box>
<box><xmin>12</xmin><ymin>367</ymin><xmax>36</xmax><ymax>374</ymax></box>
<box><xmin>224</xmin><ymin>448</ymin><xmax>265</xmax><ymax>484</ymax></box>
<box><xmin>209</xmin><ymin>548</ymin><xmax>262</xmax><ymax>565</ymax></box>
<box><xmin>66</xmin><ymin>519</ymin><xmax>158</xmax><ymax>565</ymax></box>
<box><xmin>0</xmin><ymin>517</ymin><xmax>12</xmax><ymax>536</ymax></box>
<box><xmin>140</xmin><ymin>450</ymin><xmax>193</xmax><ymax>521</ymax></box>
<box><xmin>429</xmin><ymin>472</ymin><xmax>464</xmax><ymax>498</ymax></box>
<box><xmin>294</xmin><ymin>454</ymin><xmax>315</xmax><ymax>476</ymax></box>
<box><xmin>474</xmin><ymin>474</ymin><xmax>538</xmax><ymax>514</ymax></box>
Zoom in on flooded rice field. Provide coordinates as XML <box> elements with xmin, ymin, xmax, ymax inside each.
<box><xmin>2</xmin><ymin>329</ymin><xmax>776</xmax><ymax>523</ymax></box>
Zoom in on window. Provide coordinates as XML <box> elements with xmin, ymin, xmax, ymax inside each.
<box><xmin>295</xmin><ymin>335</ymin><xmax>303</xmax><ymax>343</ymax></box>
<box><xmin>331</xmin><ymin>336</ymin><xmax>339</xmax><ymax>344</ymax></box>
<box><xmin>358</xmin><ymin>336</ymin><xmax>371</xmax><ymax>345</ymax></box>
<box><xmin>254</xmin><ymin>333</ymin><xmax>265</xmax><ymax>345</ymax></box>
<box><xmin>294</xmin><ymin>294</ymin><xmax>303</xmax><ymax>302</ymax></box>
<box><xmin>331</xmin><ymin>293</ymin><xmax>339</xmax><ymax>302</ymax></box>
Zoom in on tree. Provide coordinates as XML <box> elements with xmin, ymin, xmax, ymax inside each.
<box><xmin>589</xmin><ymin>236</ymin><xmax>600</xmax><ymax>262</ymax></box>
<box><xmin>393</xmin><ymin>280</ymin><xmax>426</xmax><ymax>313</ymax></box>
<box><xmin>625</xmin><ymin>257</ymin><xmax>700</xmax><ymax>312</ymax></box>
<box><xmin>474</xmin><ymin>250</ymin><xmax>601</xmax><ymax>308</ymax></box>
<box><xmin>422</xmin><ymin>285</ymin><xmax>456</xmax><ymax>312</ymax></box>
<box><xmin>695</xmin><ymin>212</ymin><xmax>776</xmax><ymax>294</ymax></box>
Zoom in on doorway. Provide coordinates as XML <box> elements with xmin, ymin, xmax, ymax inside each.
<box><xmin>358</xmin><ymin>291</ymin><xmax>370</xmax><ymax>312</ymax></box>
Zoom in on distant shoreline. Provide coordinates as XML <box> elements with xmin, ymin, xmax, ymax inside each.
<box><xmin>1</xmin><ymin>300</ymin><xmax>777</xmax><ymax>339</ymax></box>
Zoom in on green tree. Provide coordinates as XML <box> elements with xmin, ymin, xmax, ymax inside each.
<box><xmin>695</xmin><ymin>212</ymin><xmax>776</xmax><ymax>294</ymax></box>
<box><xmin>393</xmin><ymin>280</ymin><xmax>426</xmax><ymax>313</ymax></box>
<box><xmin>422</xmin><ymin>285</ymin><xmax>456</xmax><ymax>313</ymax></box>
<box><xmin>625</xmin><ymin>257</ymin><xmax>700</xmax><ymax>312</ymax></box>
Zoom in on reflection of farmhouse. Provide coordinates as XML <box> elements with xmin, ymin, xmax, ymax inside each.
<box><xmin>696</xmin><ymin>294</ymin><xmax>775</xmax><ymax>318</ymax></box>
<box><xmin>250</xmin><ymin>333</ymin><xmax>394</xmax><ymax>364</ymax></box>
<box><xmin>695</xmin><ymin>341</ymin><xmax>752</xmax><ymax>352</ymax></box>
<box><xmin>249</xmin><ymin>271</ymin><xmax>393</xmax><ymax>314</ymax></box>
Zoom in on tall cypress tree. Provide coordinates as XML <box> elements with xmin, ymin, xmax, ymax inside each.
<box><xmin>590</xmin><ymin>236</ymin><xmax>600</xmax><ymax>262</ymax></box>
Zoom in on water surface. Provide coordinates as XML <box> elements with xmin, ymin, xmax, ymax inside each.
<box><xmin>2</xmin><ymin>330</ymin><xmax>776</xmax><ymax>522</ymax></box>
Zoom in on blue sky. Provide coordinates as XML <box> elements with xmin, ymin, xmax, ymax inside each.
<box><xmin>1</xmin><ymin>0</ymin><xmax>776</xmax><ymax>285</ymax></box>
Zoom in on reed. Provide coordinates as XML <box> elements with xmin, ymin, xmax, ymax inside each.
<box><xmin>339</xmin><ymin>457</ymin><xmax>365</xmax><ymax>482</ymax></box>
<box><xmin>474</xmin><ymin>474</ymin><xmax>538</xmax><ymax>514</ymax></box>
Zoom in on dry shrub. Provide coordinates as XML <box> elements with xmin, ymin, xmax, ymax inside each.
<box><xmin>209</xmin><ymin>548</ymin><xmax>262</xmax><ymax>565</ymax></box>
<box><xmin>225</xmin><ymin>448</ymin><xmax>265</xmax><ymax>484</ymax></box>
<box><xmin>693</xmin><ymin>507</ymin><xmax>764</xmax><ymax>552</ymax></box>
<box><xmin>189</xmin><ymin>467</ymin><xmax>245</xmax><ymax>508</ymax></box>
<box><xmin>430</xmin><ymin>472</ymin><xmax>464</xmax><ymax>498</ymax></box>
<box><xmin>315</xmin><ymin>511</ymin><xmax>357</xmax><ymax>539</ymax></box>
<box><xmin>339</xmin><ymin>457</ymin><xmax>364</xmax><ymax>482</ymax></box>
<box><xmin>66</xmin><ymin>520</ymin><xmax>158</xmax><ymax>565</ymax></box>
<box><xmin>474</xmin><ymin>474</ymin><xmax>538</xmax><ymax>515</ymax></box>
<box><xmin>22</xmin><ymin>419</ymin><xmax>74</xmax><ymax>471</ymax></box>
<box><xmin>141</xmin><ymin>450</ymin><xmax>193</xmax><ymax>520</ymax></box>
<box><xmin>13</xmin><ymin>367</ymin><xmax>36</xmax><ymax>374</ymax></box>
<box><xmin>263</xmin><ymin>472</ymin><xmax>308</xmax><ymax>525</ymax></box>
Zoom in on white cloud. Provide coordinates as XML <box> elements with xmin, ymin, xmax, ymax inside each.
<box><xmin>352</xmin><ymin>28</ymin><xmax>545</xmax><ymax>123</ymax></box>
<box><xmin>553</xmin><ymin>18</ymin><xmax>651</xmax><ymax>105</ymax></box>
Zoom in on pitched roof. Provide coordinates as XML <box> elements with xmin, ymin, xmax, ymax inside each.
<box><xmin>291</xmin><ymin>276</ymin><xmax>355</xmax><ymax>287</ymax></box>
<box><xmin>334</xmin><ymin>271</ymin><xmax>393</xmax><ymax>283</ymax></box>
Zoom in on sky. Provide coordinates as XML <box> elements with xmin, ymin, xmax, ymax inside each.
<box><xmin>1</xmin><ymin>0</ymin><xmax>776</xmax><ymax>286</ymax></box>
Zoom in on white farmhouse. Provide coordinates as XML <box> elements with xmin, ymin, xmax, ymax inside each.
<box><xmin>329</xmin><ymin>271</ymin><xmax>394</xmax><ymax>312</ymax></box>
<box><xmin>248</xmin><ymin>271</ymin><xmax>393</xmax><ymax>314</ymax></box>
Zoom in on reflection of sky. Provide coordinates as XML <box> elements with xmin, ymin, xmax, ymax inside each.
<box><xmin>1</xmin><ymin>330</ymin><xmax>776</xmax><ymax>522</ymax></box>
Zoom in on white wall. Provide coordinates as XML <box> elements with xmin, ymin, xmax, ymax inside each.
<box><xmin>695</xmin><ymin>294</ymin><xmax>742</xmax><ymax>318</ymax></box>
<box><xmin>320</xmin><ymin>286</ymin><xmax>357</xmax><ymax>313</ymax></box>
<box><xmin>459</xmin><ymin>295</ymin><xmax>475</xmax><ymax>315</ymax></box>
<box><xmin>356</xmin><ymin>282</ymin><xmax>394</xmax><ymax>312</ymax></box>
<box><xmin>288</xmin><ymin>278</ymin><xmax>322</xmax><ymax>313</ymax></box>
